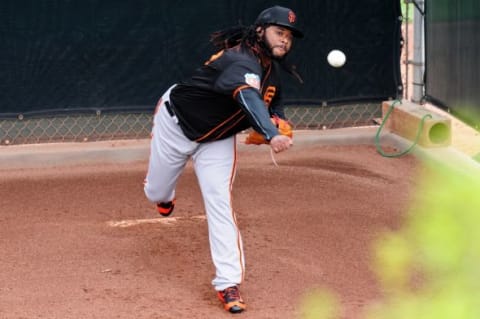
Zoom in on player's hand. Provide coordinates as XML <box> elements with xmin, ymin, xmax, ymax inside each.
<box><xmin>244</xmin><ymin>116</ymin><xmax>294</xmax><ymax>146</ymax></box>
<box><xmin>270</xmin><ymin>135</ymin><xmax>292</xmax><ymax>153</ymax></box>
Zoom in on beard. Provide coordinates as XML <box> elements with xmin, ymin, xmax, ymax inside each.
<box><xmin>258</xmin><ymin>33</ymin><xmax>290</xmax><ymax>61</ymax></box>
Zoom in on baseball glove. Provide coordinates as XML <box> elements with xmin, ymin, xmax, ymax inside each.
<box><xmin>245</xmin><ymin>116</ymin><xmax>293</xmax><ymax>145</ymax></box>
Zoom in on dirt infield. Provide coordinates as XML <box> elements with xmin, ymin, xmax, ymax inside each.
<box><xmin>0</xmin><ymin>142</ymin><xmax>419</xmax><ymax>319</ymax></box>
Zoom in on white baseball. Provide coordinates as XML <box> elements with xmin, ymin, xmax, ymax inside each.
<box><xmin>327</xmin><ymin>50</ymin><xmax>346</xmax><ymax>68</ymax></box>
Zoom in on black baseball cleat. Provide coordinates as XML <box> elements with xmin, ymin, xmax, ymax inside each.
<box><xmin>156</xmin><ymin>199</ymin><xmax>175</xmax><ymax>217</ymax></box>
<box><xmin>217</xmin><ymin>286</ymin><xmax>246</xmax><ymax>313</ymax></box>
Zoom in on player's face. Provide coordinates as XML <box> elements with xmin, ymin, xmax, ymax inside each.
<box><xmin>263</xmin><ymin>25</ymin><xmax>293</xmax><ymax>58</ymax></box>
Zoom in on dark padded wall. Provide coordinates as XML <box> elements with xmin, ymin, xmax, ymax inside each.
<box><xmin>425</xmin><ymin>0</ymin><xmax>480</xmax><ymax>127</ymax></box>
<box><xmin>0</xmin><ymin>0</ymin><xmax>401</xmax><ymax>117</ymax></box>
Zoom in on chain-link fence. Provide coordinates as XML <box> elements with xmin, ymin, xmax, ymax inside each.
<box><xmin>1</xmin><ymin>1</ymin><xmax>409</xmax><ymax>147</ymax></box>
<box><xmin>0</xmin><ymin>103</ymin><xmax>382</xmax><ymax>145</ymax></box>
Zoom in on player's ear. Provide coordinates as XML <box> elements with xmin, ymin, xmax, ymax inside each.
<box><xmin>255</xmin><ymin>26</ymin><xmax>265</xmax><ymax>38</ymax></box>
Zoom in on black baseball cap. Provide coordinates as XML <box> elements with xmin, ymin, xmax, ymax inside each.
<box><xmin>255</xmin><ymin>6</ymin><xmax>304</xmax><ymax>38</ymax></box>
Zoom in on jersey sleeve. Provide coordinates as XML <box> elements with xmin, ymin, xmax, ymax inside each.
<box><xmin>214</xmin><ymin>59</ymin><xmax>280</xmax><ymax>140</ymax></box>
<box><xmin>213</xmin><ymin>60</ymin><xmax>263</xmax><ymax>94</ymax></box>
<box><xmin>234</xmin><ymin>87</ymin><xmax>279</xmax><ymax>141</ymax></box>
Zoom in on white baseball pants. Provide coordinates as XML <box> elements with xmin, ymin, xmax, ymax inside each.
<box><xmin>144</xmin><ymin>86</ymin><xmax>245</xmax><ymax>291</ymax></box>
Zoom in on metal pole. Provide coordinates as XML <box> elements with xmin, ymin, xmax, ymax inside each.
<box><xmin>411</xmin><ymin>0</ymin><xmax>425</xmax><ymax>103</ymax></box>
<box><xmin>404</xmin><ymin>0</ymin><xmax>410</xmax><ymax>100</ymax></box>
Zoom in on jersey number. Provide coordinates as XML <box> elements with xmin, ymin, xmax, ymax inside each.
<box><xmin>263</xmin><ymin>86</ymin><xmax>276</xmax><ymax>106</ymax></box>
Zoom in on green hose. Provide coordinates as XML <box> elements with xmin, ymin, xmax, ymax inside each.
<box><xmin>375</xmin><ymin>99</ymin><xmax>433</xmax><ymax>158</ymax></box>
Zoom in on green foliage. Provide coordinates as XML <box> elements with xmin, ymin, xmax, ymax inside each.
<box><xmin>299</xmin><ymin>158</ymin><xmax>480</xmax><ymax>318</ymax></box>
<box><xmin>299</xmin><ymin>289</ymin><xmax>341</xmax><ymax>319</ymax></box>
<box><xmin>368</xmin><ymin>159</ymin><xmax>480</xmax><ymax>319</ymax></box>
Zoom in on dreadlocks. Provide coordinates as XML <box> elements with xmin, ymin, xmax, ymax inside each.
<box><xmin>209</xmin><ymin>25</ymin><xmax>256</xmax><ymax>50</ymax></box>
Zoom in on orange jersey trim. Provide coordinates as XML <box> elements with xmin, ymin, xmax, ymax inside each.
<box><xmin>233</xmin><ymin>85</ymin><xmax>252</xmax><ymax>99</ymax></box>
<box><xmin>195</xmin><ymin>109</ymin><xmax>243</xmax><ymax>142</ymax></box>
<box><xmin>215</xmin><ymin>114</ymin><xmax>246</xmax><ymax>140</ymax></box>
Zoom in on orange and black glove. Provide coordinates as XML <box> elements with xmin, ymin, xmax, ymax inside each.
<box><xmin>245</xmin><ymin>116</ymin><xmax>293</xmax><ymax>145</ymax></box>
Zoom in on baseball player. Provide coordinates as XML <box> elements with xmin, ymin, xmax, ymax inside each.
<box><xmin>144</xmin><ymin>5</ymin><xmax>303</xmax><ymax>313</ymax></box>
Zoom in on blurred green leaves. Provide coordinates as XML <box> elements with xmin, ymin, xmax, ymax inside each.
<box><xmin>300</xmin><ymin>289</ymin><xmax>342</xmax><ymax>319</ymax></box>
<box><xmin>368</xmin><ymin>159</ymin><xmax>480</xmax><ymax>319</ymax></box>
<box><xmin>299</xmin><ymin>158</ymin><xmax>480</xmax><ymax>319</ymax></box>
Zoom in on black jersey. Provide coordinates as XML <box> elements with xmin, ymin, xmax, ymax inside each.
<box><xmin>169</xmin><ymin>43</ymin><xmax>286</xmax><ymax>143</ymax></box>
